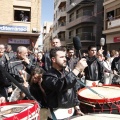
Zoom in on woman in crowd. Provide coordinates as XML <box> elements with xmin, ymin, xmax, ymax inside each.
<box><xmin>29</xmin><ymin>67</ymin><xmax>47</xmax><ymax>108</ymax></box>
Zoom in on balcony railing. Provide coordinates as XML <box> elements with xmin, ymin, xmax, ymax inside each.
<box><xmin>66</xmin><ymin>32</ymin><xmax>94</xmax><ymax>44</ymax></box>
<box><xmin>58</xmin><ymin>22</ymin><xmax>66</xmax><ymax>27</ymax></box>
<box><xmin>76</xmin><ymin>32</ymin><xmax>95</xmax><ymax>41</ymax></box>
<box><xmin>107</xmin><ymin>18</ymin><xmax>120</xmax><ymax>29</ymax></box>
<box><xmin>76</xmin><ymin>10</ymin><xmax>93</xmax><ymax>18</ymax></box>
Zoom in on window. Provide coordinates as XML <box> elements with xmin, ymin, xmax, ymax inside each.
<box><xmin>69</xmin><ymin>30</ymin><xmax>74</xmax><ymax>39</ymax></box>
<box><xmin>107</xmin><ymin>11</ymin><xmax>114</xmax><ymax>21</ymax></box>
<box><xmin>14</xmin><ymin>7</ymin><xmax>31</xmax><ymax>22</ymax></box>
<box><xmin>76</xmin><ymin>8</ymin><xmax>82</xmax><ymax>18</ymax></box>
<box><xmin>116</xmin><ymin>8</ymin><xmax>120</xmax><ymax>19</ymax></box>
<box><xmin>76</xmin><ymin>27</ymin><xmax>93</xmax><ymax>40</ymax></box>
<box><xmin>69</xmin><ymin>13</ymin><xmax>74</xmax><ymax>22</ymax></box>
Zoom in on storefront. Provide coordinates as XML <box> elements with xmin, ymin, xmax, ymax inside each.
<box><xmin>106</xmin><ymin>34</ymin><xmax>120</xmax><ymax>51</ymax></box>
<box><xmin>0</xmin><ymin>25</ymin><xmax>40</xmax><ymax>51</ymax></box>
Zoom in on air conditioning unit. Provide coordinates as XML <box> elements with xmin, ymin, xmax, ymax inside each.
<box><xmin>32</xmin><ymin>28</ymin><xmax>38</xmax><ymax>33</ymax></box>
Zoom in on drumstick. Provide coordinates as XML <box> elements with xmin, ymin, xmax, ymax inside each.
<box><xmin>80</xmin><ymin>101</ymin><xmax>95</xmax><ymax>107</ymax></box>
<box><xmin>10</xmin><ymin>59</ymin><xmax>30</xmax><ymax>63</ymax></box>
<box><xmin>10</xmin><ymin>59</ymin><xmax>25</xmax><ymax>63</ymax></box>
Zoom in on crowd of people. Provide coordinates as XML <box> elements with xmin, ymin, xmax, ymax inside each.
<box><xmin>0</xmin><ymin>38</ymin><xmax>119</xmax><ymax>119</ymax></box>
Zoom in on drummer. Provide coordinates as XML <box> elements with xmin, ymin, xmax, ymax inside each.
<box><xmin>84</xmin><ymin>45</ymin><xmax>104</xmax><ymax>86</ymax></box>
<box><xmin>41</xmin><ymin>47</ymin><xmax>87</xmax><ymax>120</ymax></box>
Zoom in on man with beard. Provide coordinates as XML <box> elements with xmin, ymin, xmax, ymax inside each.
<box><xmin>84</xmin><ymin>45</ymin><xmax>104</xmax><ymax>86</ymax></box>
<box><xmin>41</xmin><ymin>47</ymin><xmax>88</xmax><ymax>120</ymax></box>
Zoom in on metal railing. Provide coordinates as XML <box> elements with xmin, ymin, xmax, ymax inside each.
<box><xmin>76</xmin><ymin>10</ymin><xmax>93</xmax><ymax>18</ymax></box>
<box><xmin>76</xmin><ymin>32</ymin><xmax>95</xmax><ymax>41</ymax></box>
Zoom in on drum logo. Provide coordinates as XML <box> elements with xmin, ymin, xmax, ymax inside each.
<box><xmin>68</xmin><ymin>108</ymin><xmax>72</xmax><ymax>114</ymax></box>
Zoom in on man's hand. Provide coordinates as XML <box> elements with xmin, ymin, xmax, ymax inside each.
<box><xmin>0</xmin><ymin>96</ymin><xmax>6</xmax><ymax>104</ymax></box>
<box><xmin>73</xmin><ymin>58</ymin><xmax>88</xmax><ymax>76</ymax></box>
<box><xmin>75</xmin><ymin>58</ymin><xmax>88</xmax><ymax>72</ymax></box>
<box><xmin>22</xmin><ymin>57</ymin><xmax>30</xmax><ymax>64</ymax></box>
<box><xmin>98</xmin><ymin>82</ymin><xmax>103</xmax><ymax>87</ymax></box>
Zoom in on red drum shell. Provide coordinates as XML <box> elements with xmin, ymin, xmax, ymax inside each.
<box><xmin>78</xmin><ymin>85</ymin><xmax>120</xmax><ymax>114</ymax></box>
<box><xmin>0</xmin><ymin>100</ymin><xmax>40</xmax><ymax>120</ymax></box>
<box><xmin>78</xmin><ymin>85</ymin><xmax>120</xmax><ymax>103</ymax></box>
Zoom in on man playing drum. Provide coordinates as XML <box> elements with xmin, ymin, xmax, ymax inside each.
<box><xmin>41</xmin><ymin>47</ymin><xmax>88</xmax><ymax>120</ymax></box>
<box><xmin>84</xmin><ymin>45</ymin><xmax>104</xmax><ymax>86</ymax></box>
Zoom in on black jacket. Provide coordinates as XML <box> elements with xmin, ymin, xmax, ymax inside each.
<box><xmin>30</xmin><ymin>83</ymin><xmax>47</xmax><ymax>108</ymax></box>
<box><xmin>84</xmin><ymin>56</ymin><xmax>104</xmax><ymax>83</ymax></box>
<box><xmin>111</xmin><ymin>56</ymin><xmax>120</xmax><ymax>72</ymax></box>
<box><xmin>41</xmin><ymin>68</ymin><xmax>79</xmax><ymax>109</ymax></box>
<box><xmin>7</xmin><ymin>57</ymin><xmax>34</xmax><ymax>83</ymax></box>
<box><xmin>42</xmin><ymin>52</ymin><xmax>51</xmax><ymax>71</ymax></box>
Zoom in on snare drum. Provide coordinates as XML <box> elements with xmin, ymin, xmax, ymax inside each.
<box><xmin>0</xmin><ymin>100</ymin><xmax>40</xmax><ymax>120</ymax></box>
<box><xmin>78</xmin><ymin>85</ymin><xmax>120</xmax><ymax>114</ymax></box>
<box><xmin>71</xmin><ymin>114</ymin><xmax>120</xmax><ymax>120</ymax></box>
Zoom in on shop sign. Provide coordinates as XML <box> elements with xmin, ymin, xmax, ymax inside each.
<box><xmin>8</xmin><ymin>38</ymin><xmax>30</xmax><ymax>44</ymax></box>
<box><xmin>114</xmin><ymin>36</ymin><xmax>120</xmax><ymax>43</ymax></box>
<box><xmin>0</xmin><ymin>25</ymin><xmax>27</xmax><ymax>32</ymax></box>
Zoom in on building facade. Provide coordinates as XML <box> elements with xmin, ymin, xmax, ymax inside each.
<box><xmin>42</xmin><ymin>22</ymin><xmax>53</xmax><ymax>52</ymax></box>
<box><xmin>103</xmin><ymin>0</ymin><xmax>120</xmax><ymax>51</ymax></box>
<box><xmin>66</xmin><ymin>0</ymin><xmax>104</xmax><ymax>52</ymax></box>
<box><xmin>0</xmin><ymin>0</ymin><xmax>41</xmax><ymax>51</ymax></box>
<box><xmin>53</xmin><ymin>0</ymin><xmax>66</xmax><ymax>47</ymax></box>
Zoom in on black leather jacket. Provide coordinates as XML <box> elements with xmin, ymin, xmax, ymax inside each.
<box><xmin>42</xmin><ymin>52</ymin><xmax>51</xmax><ymax>71</ymax></box>
<box><xmin>41</xmin><ymin>67</ymin><xmax>80</xmax><ymax>109</ymax></box>
<box><xmin>111</xmin><ymin>56</ymin><xmax>120</xmax><ymax>73</ymax></box>
<box><xmin>7</xmin><ymin>57</ymin><xmax>34</xmax><ymax>83</ymax></box>
<box><xmin>84</xmin><ymin>56</ymin><xmax>104</xmax><ymax>83</ymax></box>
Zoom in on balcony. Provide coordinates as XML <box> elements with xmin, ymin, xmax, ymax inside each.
<box><xmin>107</xmin><ymin>18</ymin><xmax>120</xmax><ymax>29</ymax></box>
<box><xmin>66</xmin><ymin>11</ymin><xmax>96</xmax><ymax>29</ymax></box>
<box><xmin>57</xmin><ymin>11</ymin><xmax>66</xmax><ymax>20</ymax></box>
<box><xmin>103</xmin><ymin>0</ymin><xmax>116</xmax><ymax>6</ymax></box>
<box><xmin>56</xmin><ymin>23</ymin><xmax>66</xmax><ymax>34</ymax></box>
<box><xmin>103</xmin><ymin>18</ymin><xmax>120</xmax><ymax>34</ymax></box>
<box><xmin>66</xmin><ymin>32</ymin><xmax>95</xmax><ymax>44</ymax></box>
<box><xmin>67</xmin><ymin>0</ymin><xmax>95</xmax><ymax>12</ymax></box>
<box><xmin>77</xmin><ymin>32</ymin><xmax>95</xmax><ymax>41</ymax></box>
<box><xmin>57</xmin><ymin>0</ymin><xmax>66</xmax><ymax>8</ymax></box>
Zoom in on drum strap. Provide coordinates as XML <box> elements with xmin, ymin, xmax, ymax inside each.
<box><xmin>50</xmin><ymin>107</ymin><xmax>57</xmax><ymax>120</ymax></box>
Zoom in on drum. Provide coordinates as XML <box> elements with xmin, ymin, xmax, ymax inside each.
<box><xmin>71</xmin><ymin>114</ymin><xmax>120</xmax><ymax>120</ymax></box>
<box><xmin>78</xmin><ymin>85</ymin><xmax>120</xmax><ymax>114</ymax></box>
<box><xmin>0</xmin><ymin>100</ymin><xmax>40</xmax><ymax>120</ymax></box>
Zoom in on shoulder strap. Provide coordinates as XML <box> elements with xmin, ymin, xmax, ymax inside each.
<box><xmin>4</xmin><ymin>53</ymin><xmax>9</xmax><ymax>61</ymax></box>
<box><xmin>50</xmin><ymin>107</ymin><xmax>57</xmax><ymax>120</ymax></box>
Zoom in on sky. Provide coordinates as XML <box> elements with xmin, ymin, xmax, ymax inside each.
<box><xmin>38</xmin><ymin>0</ymin><xmax>54</xmax><ymax>45</ymax></box>
<box><xmin>41</xmin><ymin>0</ymin><xmax>54</xmax><ymax>24</ymax></box>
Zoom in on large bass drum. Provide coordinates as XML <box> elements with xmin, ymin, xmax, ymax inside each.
<box><xmin>78</xmin><ymin>85</ymin><xmax>120</xmax><ymax>114</ymax></box>
<box><xmin>71</xmin><ymin>114</ymin><xmax>120</xmax><ymax>120</ymax></box>
<box><xmin>0</xmin><ymin>100</ymin><xmax>40</xmax><ymax>120</ymax></box>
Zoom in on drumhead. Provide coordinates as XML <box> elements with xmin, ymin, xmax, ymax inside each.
<box><xmin>0</xmin><ymin>100</ymin><xmax>40</xmax><ymax>120</ymax></box>
<box><xmin>78</xmin><ymin>85</ymin><xmax>120</xmax><ymax>103</ymax></box>
<box><xmin>71</xmin><ymin>114</ymin><xmax>120</xmax><ymax>120</ymax></box>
